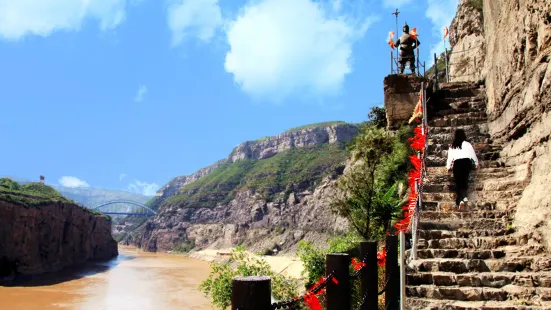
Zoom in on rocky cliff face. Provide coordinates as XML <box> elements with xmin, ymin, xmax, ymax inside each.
<box><xmin>132</xmin><ymin>123</ymin><xmax>358</xmax><ymax>253</ymax></box>
<box><xmin>152</xmin><ymin>123</ymin><xmax>359</xmax><ymax>207</ymax></box>
<box><xmin>448</xmin><ymin>0</ymin><xmax>485</xmax><ymax>82</ymax></box>
<box><xmin>0</xmin><ymin>200</ymin><xmax>118</xmax><ymax>278</ymax></box>
<box><xmin>481</xmin><ymin>0</ymin><xmax>551</xmax><ymax>248</ymax></box>
<box><xmin>449</xmin><ymin>0</ymin><xmax>551</xmax><ymax>249</ymax></box>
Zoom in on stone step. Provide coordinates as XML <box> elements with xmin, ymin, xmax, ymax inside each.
<box><xmin>406</xmin><ymin>284</ymin><xmax>551</xmax><ymax>302</ymax></box>
<box><xmin>438</xmin><ymin>86</ymin><xmax>483</xmax><ymax>99</ymax></box>
<box><xmin>422</xmin><ymin>190</ymin><xmax>523</xmax><ymax>204</ymax></box>
<box><xmin>419</xmin><ymin>218</ymin><xmax>512</xmax><ymax>231</ymax></box>
<box><xmin>409</xmin><ymin>257</ymin><xmax>551</xmax><ymax>274</ymax></box>
<box><xmin>406</xmin><ymin>297</ymin><xmax>551</xmax><ymax>310</ymax></box>
<box><xmin>419</xmin><ymin>236</ymin><xmax>529</xmax><ymax>250</ymax></box>
<box><xmin>423</xmin><ymin>178</ymin><xmax>524</xmax><ymax>194</ymax></box>
<box><xmin>407</xmin><ymin>271</ymin><xmax>551</xmax><ymax>288</ymax></box>
<box><xmin>429</xmin><ymin>123</ymin><xmax>489</xmax><ymax>137</ymax></box>
<box><xmin>423</xmin><ymin>199</ymin><xmax>519</xmax><ymax>213</ymax></box>
<box><xmin>429</xmin><ymin>133</ymin><xmax>491</xmax><ymax>145</ymax></box>
<box><xmin>411</xmin><ymin>248</ymin><xmax>506</xmax><ymax>260</ymax></box>
<box><xmin>425</xmin><ymin>157</ymin><xmax>501</xmax><ymax>168</ymax></box>
<box><xmin>418</xmin><ymin>229</ymin><xmax>515</xmax><ymax>240</ymax></box>
<box><xmin>439</xmin><ymin>96</ymin><xmax>486</xmax><ymax>110</ymax></box>
<box><xmin>424</xmin><ymin>170</ymin><xmax>513</xmax><ymax>186</ymax></box>
<box><xmin>421</xmin><ymin>210</ymin><xmax>511</xmax><ymax>221</ymax></box>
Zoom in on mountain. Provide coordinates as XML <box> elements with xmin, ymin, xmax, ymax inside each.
<box><xmin>128</xmin><ymin>122</ymin><xmax>359</xmax><ymax>253</ymax></box>
<box><xmin>0</xmin><ymin>177</ymin><xmax>150</xmax><ymax>209</ymax></box>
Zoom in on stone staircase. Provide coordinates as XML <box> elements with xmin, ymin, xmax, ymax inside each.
<box><xmin>405</xmin><ymin>82</ymin><xmax>551</xmax><ymax>309</ymax></box>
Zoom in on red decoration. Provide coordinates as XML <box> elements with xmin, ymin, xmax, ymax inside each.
<box><xmin>331</xmin><ymin>277</ymin><xmax>339</xmax><ymax>285</ymax></box>
<box><xmin>352</xmin><ymin>258</ymin><xmax>366</xmax><ymax>271</ymax></box>
<box><xmin>377</xmin><ymin>248</ymin><xmax>387</xmax><ymax>267</ymax></box>
<box><xmin>304</xmin><ymin>292</ymin><xmax>323</xmax><ymax>310</ymax></box>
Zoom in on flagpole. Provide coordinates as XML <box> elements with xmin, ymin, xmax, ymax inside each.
<box><xmin>392</xmin><ymin>9</ymin><xmax>400</xmax><ymax>73</ymax></box>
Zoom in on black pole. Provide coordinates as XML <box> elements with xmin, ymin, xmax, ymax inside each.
<box><xmin>326</xmin><ymin>253</ymin><xmax>350</xmax><ymax>310</ymax></box>
<box><xmin>232</xmin><ymin>276</ymin><xmax>272</xmax><ymax>310</ymax></box>
<box><xmin>360</xmin><ymin>242</ymin><xmax>378</xmax><ymax>310</ymax></box>
<box><xmin>434</xmin><ymin>53</ymin><xmax>439</xmax><ymax>91</ymax></box>
<box><xmin>385</xmin><ymin>235</ymin><xmax>399</xmax><ymax>310</ymax></box>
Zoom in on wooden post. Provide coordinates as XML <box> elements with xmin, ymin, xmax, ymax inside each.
<box><xmin>391</xmin><ymin>51</ymin><xmax>394</xmax><ymax>74</ymax></box>
<box><xmin>232</xmin><ymin>276</ymin><xmax>272</xmax><ymax>310</ymax></box>
<box><xmin>385</xmin><ymin>235</ymin><xmax>399</xmax><ymax>310</ymax></box>
<box><xmin>326</xmin><ymin>253</ymin><xmax>350</xmax><ymax>310</ymax></box>
<box><xmin>360</xmin><ymin>242</ymin><xmax>378</xmax><ymax>310</ymax></box>
<box><xmin>444</xmin><ymin>48</ymin><xmax>450</xmax><ymax>82</ymax></box>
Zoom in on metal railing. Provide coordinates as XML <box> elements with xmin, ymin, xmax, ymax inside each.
<box><xmin>409</xmin><ymin>81</ymin><xmax>428</xmax><ymax>261</ymax></box>
<box><xmin>434</xmin><ymin>44</ymin><xmax>484</xmax><ymax>83</ymax></box>
<box><xmin>390</xmin><ymin>48</ymin><xmax>426</xmax><ymax>77</ymax></box>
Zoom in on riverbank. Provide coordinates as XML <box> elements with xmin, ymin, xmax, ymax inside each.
<box><xmin>186</xmin><ymin>248</ymin><xmax>305</xmax><ymax>280</ymax></box>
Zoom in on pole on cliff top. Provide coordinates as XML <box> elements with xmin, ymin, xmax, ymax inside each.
<box><xmin>392</xmin><ymin>9</ymin><xmax>400</xmax><ymax>70</ymax></box>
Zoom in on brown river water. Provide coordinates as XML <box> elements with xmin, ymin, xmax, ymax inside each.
<box><xmin>0</xmin><ymin>246</ymin><xmax>214</xmax><ymax>310</ymax></box>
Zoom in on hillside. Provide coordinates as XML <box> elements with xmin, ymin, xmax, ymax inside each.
<box><xmin>128</xmin><ymin>122</ymin><xmax>358</xmax><ymax>253</ymax></box>
<box><xmin>0</xmin><ymin>179</ymin><xmax>118</xmax><ymax>279</ymax></box>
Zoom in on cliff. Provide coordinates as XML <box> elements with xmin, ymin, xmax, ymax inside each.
<box><xmin>130</xmin><ymin>122</ymin><xmax>358</xmax><ymax>253</ymax></box>
<box><xmin>447</xmin><ymin>0</ymin><xmax>551</xmax><ymax>247</ymax></box>
<box><xmin>0</xmin><ymin>180</ymin><xmax>118</xmax><ymax>279</ymax></box>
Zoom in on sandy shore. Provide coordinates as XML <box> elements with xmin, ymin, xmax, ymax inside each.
<box><xmin>187</xmin><ymin>249</ymin><xmax>305</xmax><ymax>280</ymax></box>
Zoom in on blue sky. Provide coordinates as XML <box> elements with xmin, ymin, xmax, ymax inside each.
<box><xmin>0</xmin><ymin>0</ymin><xmax>458</xmax><ymax>196</ymax></box>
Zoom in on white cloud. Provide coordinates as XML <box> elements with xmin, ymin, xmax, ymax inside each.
<box><xmin>128</xmin><ymin>180</ymin><xmax>159</xmax><ymax>196</ymax></box>
<box><xmin>0</xmin><ymin>0</ymin><xmax>129</xmax><ymax>40</ymax></box>
<box><xmin>133</xmin><ymin>85</ymin><xmax>148</xmax><ymax>102</ymax></box>
<box><xmin>425</xmin><ymin>0</ymin><xmax>459</xmax><ymax>36</ymax></box>
<box><xmin>224</xmin><ymin>0</ymin><xmax>378</xmax><ymax>100</ymax></box>
<box><xmin>425</xmin><ymin>0</ymin><xmax>458</xmax><ymax>62</ymax></box>
<box><xmin>119</xmin><ymin>173</ymin><xmax>127</xmax><ymax>181</ymax></box>
<box><xmin>59</xmin><ymin>176</ymin><xmax>90</xmax><ymax>188</ymax></box>
<box><xmin>167</xmin><ymin>0</ymin><xmax>222</xmax><ymax>45</ymax></box>
<box><xmin>382</xmin><ymin>0</ymin><xmax>413</xmax><ymax>8</ymax></box>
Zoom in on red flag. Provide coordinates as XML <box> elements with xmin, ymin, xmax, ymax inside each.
<box><xmin>410</xmin><ymin>28</ymin><xmax>418</xmax><ymax>40</ymax></box>
<box><xmin>304</xmin><ymin>292</ymin><xmax>323</xmax><ymax>310</ymax></box>
<box><xmin>388</xmin><ymin>31</ymin><xmax>395</xmax><ymax>49</ymax></box>
<box><xmin>443</xmin><ymin>27</ymin><xmax>449</xmax><ymax>40</ymax></box>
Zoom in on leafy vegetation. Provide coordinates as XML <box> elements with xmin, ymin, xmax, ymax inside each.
<box><xmin>173</xmin><ymin>240</ymin><xmax>196</xmax><ymax>253</ymax></box>
<box><xmin>0</xmin><ymin>178</ymin><xmax>108</xmax><ymax>218</ymax></box>
<box><xmin>331</xmin><ymin>124</ymin><xmax>411</xmax><ymax>240</ymax></box>
<box><xmin>284</xmin><ymin>121</ymin><xmax>346</xmax><ymax>133</ymax></box>
<box><xmin>199</xmin><ymin>247</ymin><xmax>299</xmax><ymax>309</ymax></box>
<box><xmin>162</xmin><ymin>144</ymin><xmax>348</xmax><ymax>208</ymax></box>
<box><xmin>367</xmin><ymin>106</ymin><xmax>387</xmax><ymax>129</ymax></box>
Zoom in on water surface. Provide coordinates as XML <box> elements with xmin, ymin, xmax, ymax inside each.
<box><xmin>0</xmin><ymin>246</ymin><xmax>213</xmax><ymax>310</ymax></box>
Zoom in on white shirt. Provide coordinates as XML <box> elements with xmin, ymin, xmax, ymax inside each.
<box><xmin>446</xmin><ymin>141</ymin><xmax>479</xmax><ymax>170</ymax></box>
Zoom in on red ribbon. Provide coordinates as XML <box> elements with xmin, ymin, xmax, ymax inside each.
<box><xmin>304</xmin><ymin>292</ymin><xmax>322</xmax><ymax>310</ymax></box>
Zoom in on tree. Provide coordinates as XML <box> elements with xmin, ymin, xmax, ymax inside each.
<box><xmin>367</xmin><ymin>106</ymin><xmax>387</xmax><ymax>129</ymax></box>
<box><xmin>331</xmin><ymin>125</ymin><xmax>410</xmax><ymax>240</ymax></box>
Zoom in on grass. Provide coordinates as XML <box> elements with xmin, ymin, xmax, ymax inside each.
<box><xmin>161</xmin><ymin>144</ymin><xmax>348</xmax><ymax>209</ymax></box>
<box><xmin>0</xmin><ymin>178</ymin><xmax>109</xmax><ymax>218</ymax></box>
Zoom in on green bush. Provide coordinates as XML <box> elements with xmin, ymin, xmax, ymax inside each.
<box><xmin>199</xmin><ymin>248</ymin><xmax>299</xmax><ymax>309</ymax></box>
<box><xmin>161</xmin><ymin>144</ymin><xmax>348</xmax><ymax>209</ymax></box>
<box><xmin>173</xmin><ymin>240</ymin><xmax>195</xmax><ymax>253</ymax></box>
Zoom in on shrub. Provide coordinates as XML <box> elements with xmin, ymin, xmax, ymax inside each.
<box><xmin>199</xmin><ymin>248</ymin><xmax>299</xmax><ymax>309</ymax></box>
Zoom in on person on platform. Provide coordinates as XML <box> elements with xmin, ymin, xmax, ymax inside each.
<box><xmin>395</xmin><ymin>23</ymin><xmax>421</xmax><ymax>74</ymax></box>
<box><xmin>446</xmin><ymin>129</ymin><xmax>479</xmax><ymax>210</ymax></box>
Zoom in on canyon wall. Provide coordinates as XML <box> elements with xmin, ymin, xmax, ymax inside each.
<box><xmin>0</xmin><ymin>200</ymin><xmax>118</xmax><ymax>278</ymax></box>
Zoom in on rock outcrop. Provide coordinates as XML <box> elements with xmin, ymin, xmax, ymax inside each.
<box><xmin>131</xmin><ymin>123</ymin><xmax>357</xmax><ymax>253</ymax></box>
<box><xmin>0</xmin><ymin>200</ymin><xmax>118</xmax><ymax>278</ymax></box>
<box><xmin>448</xmin><ymin>0</ymin><xmax>485</xmax><ymax>82</ymax></box>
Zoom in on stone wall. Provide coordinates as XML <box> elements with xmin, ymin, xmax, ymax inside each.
<box><xmin>384</xmin><ymin>74</ymin><xmax>426</xmax><ymax>130</ymax></box>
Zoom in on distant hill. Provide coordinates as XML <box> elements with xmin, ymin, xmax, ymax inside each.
<box><xmin>0</xmin><ymin>177</ymin><xmax>150</xmax><ymax>208</ymax></box>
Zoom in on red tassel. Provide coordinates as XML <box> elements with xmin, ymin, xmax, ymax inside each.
<box><xmin>377</xmin><ymin>248</ymin><xmax>387</xmax><ymax>267</ymax></box>
<box><xmin>331</xmin><ymin>276</ymin><xmax>339</xmax><ymax>285</ymax></box>
<box><xmin>352</xmin><ymin>258</ymin><xmax>366</xmax><ymax>271</ymax></box>
<box><xmin>304</xmin><ymin>292</ymin><xmax>323</xmax><ymax>310</ymax></box>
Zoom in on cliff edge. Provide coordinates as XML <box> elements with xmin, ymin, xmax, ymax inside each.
<box><xmin>0</xmin><ymin>179</ymin><xmax>118</xmax><ymax>279</ymax></box>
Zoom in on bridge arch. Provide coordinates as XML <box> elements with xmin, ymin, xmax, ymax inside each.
<box><xmin>91</xmin><ymin>200</ymin><xmax>156</xmax><ymax>216</ymax></box>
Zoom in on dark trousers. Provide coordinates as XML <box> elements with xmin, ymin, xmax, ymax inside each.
<box><xmin>452</xmin><ymin>158</ymin><xmax>472</xmax><ymax>206</ymax></box>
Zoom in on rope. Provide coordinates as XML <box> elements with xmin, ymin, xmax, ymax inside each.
<box><xmin>447</xmin><ymin>44</ymin><xmax>483</xmax><ymax>55</ymax></box>
<box><xmin>271</xmin><ymin>273</ymin><xmax>334</xmax><ymax>309</ymax></box>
